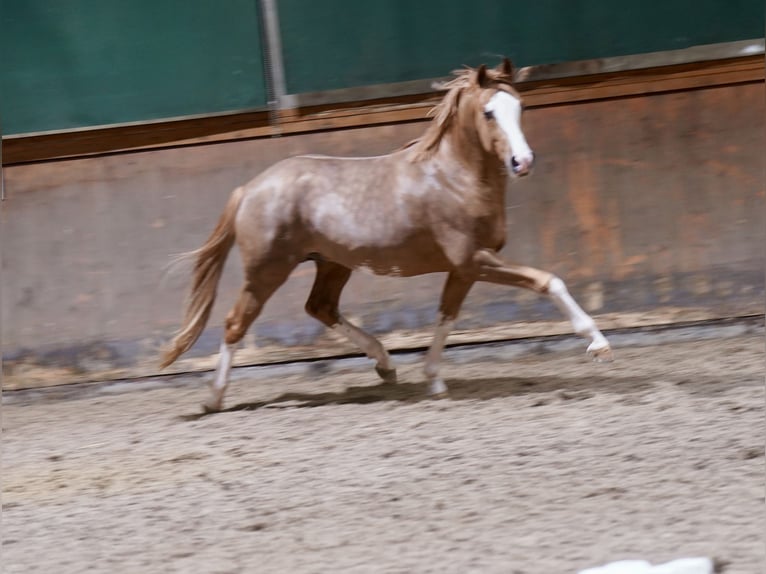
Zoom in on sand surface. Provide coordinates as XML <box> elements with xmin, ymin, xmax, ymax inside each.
<box><xmin>3</xmin><ymin>330</ymin><xmax>763</xmax><ymax>573</ymax></box>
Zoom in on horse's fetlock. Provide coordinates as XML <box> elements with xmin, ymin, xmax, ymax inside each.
<box><xmin>423</xmin><ymin>362</ymin><xmax>440</xmax><ymax>380</ymax></box>
<box><xmin>573</xmin><ymin>316</ymin><xmax>596</xmax><ymax>336</ymax></box>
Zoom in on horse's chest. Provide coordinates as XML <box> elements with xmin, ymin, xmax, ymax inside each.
<box><xmin>475</xmin><ymin>213</ymin><xmax>507</xmax><ymax>251</ymax></box>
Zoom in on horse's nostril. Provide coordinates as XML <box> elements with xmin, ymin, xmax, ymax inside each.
<box><xmin>511</xmin><ymin>154</ymin><xmax>535</xmax><ymax>174</ymax></box>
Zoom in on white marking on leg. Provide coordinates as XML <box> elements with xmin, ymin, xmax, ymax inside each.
<box><xmin>429</xmin><ymin>378</ymin><xmax>448</xmax><ymax>396</ymax></box>
<box><xmin>547</xmin><ymin>277</ymin><xmax>610</xmax><ymax>354</ymax></box>
<box><xmin>206</xmin><ymin>341</ymin><xmax>235</xmax><ymax>411</ymax></box>
<box><xmin>424</xmin><ymin>316</ymin><xmax>455</xmax><ymax>395</ymax></box>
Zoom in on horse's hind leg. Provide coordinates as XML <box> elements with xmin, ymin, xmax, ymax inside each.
<box><xmin>305</xmin><ymin>260</ymin><xmax>396</xmax><ymax>383</ymax></box>
<box><xmin>205</xmin><ymin>261</ymin><xmax>295</xmax><ymax>412</ymax></box>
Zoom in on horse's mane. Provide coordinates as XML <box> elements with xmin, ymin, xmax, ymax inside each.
<box><xmin>404</xmin><ymin>66</ymin><xmax>514</xmax><ymax>162</ymax></box>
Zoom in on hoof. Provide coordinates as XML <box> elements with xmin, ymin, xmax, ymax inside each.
<box><xmin>587</xmin><ymin>342</ymin><xmax>613</xmax><ymax>363</ymax></box>
<box><xmin>428</xmin><ymin>378</ymin><xmax>448</xmax><ymax>397</ymax></box>
<box><xmin>202</xmin><ymin>401</ymin><xmax>222</xmax><ymax>414</ymax></box>
<box><xmin>375</xmin><ymin>365</ymin><xmax>398</xmax><ymax>384</ymax></box>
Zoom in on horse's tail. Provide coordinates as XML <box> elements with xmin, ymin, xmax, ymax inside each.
<box><xmin>160</xmin><ymin>186</ymin><xmax>246</xmax><ymax>368</ymax></box>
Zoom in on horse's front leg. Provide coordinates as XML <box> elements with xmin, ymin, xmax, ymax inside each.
<box><xmin>423</xmin><ymin>272</ymin><xmax>475</xmax><ymax>396</ymax></box>
<box><xmin>473</xmin><ymin>249</ymin><xmax>612</xmax><ymax>360</ymax></box>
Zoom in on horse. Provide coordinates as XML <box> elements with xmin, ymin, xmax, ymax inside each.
<box><xmin>160</xmin><ymin>58</ymin><xmax>612</xmax><ymax>412</ymax></box>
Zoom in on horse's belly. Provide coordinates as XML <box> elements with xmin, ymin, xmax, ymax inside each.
<box><xmin>306</xmin><ymin>225</ymin><xmax>450</xmax><ymax>277</ymax></box>
<box><xmin>353</xmin><ymin>259</ymin><xmax>440</xmax><ymax>278</ymax></box>
<box><xmin>344</xmin><ymin>240</ymin><xmax>453</xmax><ymax>277</ymax></box>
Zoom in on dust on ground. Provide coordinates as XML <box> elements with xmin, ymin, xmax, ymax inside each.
<box><xmin>2</xmin><ymin>329</ymin><xmax>764</xmax><ymax>573</ymax></box>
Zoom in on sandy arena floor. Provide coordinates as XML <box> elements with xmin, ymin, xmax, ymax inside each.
<box><xmin>2</xmin><ymin>325</ymin><xmax>764</xmax><ymax>573</ymax></box>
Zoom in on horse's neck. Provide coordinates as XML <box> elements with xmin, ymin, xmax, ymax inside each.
<box><xmin>432</xmin><ymin>132</ymin><xmax>508</xmax><ymax>196</ymax></box>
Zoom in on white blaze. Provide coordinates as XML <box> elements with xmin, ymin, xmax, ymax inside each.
<box><xmin>485</xmin><ymin>91</ymin><xmax>533</xmax><ymax>165</ymax></box>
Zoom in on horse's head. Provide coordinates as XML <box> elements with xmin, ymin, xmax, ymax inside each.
<box><xmin>460</xmin><ymin>59</ymin><xmax>535</xmax><ymax>177</ymax></box>
<box><xmin>410</xmin><ymin>59</ymin><xmax>535</xmax><ymax>177</ymax></box>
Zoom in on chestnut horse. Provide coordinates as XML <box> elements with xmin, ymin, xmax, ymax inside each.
<box><xmin>161</xmin><ymin>59</ymin><xmax>612</xmax><ymax>412</ymax></box>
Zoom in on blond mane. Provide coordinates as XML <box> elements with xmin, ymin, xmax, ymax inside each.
<box><xmin>405</xmin><ymin>66</ymin><xmax>515</xmax><ymax>162</ymax></box>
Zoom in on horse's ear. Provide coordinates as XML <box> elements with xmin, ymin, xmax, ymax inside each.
<box><xmin>498</xmin><ymin>58</ymin><xmax>514</xmax><ymax>79</ymax></box>
<box><xmin>475</xmin><ymin>64</ymin><xmax>489</xmax><ymax>87</ymax></box>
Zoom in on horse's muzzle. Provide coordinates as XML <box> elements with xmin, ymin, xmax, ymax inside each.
<box><xmin>511</xmin><ymin>152</ymin><xmax>535</xmax><ymax>176</ymax></box>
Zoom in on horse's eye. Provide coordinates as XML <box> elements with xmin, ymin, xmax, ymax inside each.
<box><xmin>483</xmin><ymin>109</ymin><xmax>494</xmax><ymax>120</ymax></box>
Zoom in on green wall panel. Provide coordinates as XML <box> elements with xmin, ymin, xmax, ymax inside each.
<box><xmin>1</xmin><ymin>1</ymin><xmax>761</xmax><ymax>136</ymax></box>
<box><xmin>278</xmin><ymin>0</ymin><xmax>763</xmax><ymax>94</ymax></box>
<box><xmin>1</xmin><ymin>0</ymin><xmax>267</xmax><ymax>135</ymax></box>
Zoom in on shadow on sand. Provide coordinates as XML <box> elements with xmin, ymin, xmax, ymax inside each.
<box><xmin>180</xmin><ymin>372</ymin><xmax>662</xmax><ymax>421</ymax></box>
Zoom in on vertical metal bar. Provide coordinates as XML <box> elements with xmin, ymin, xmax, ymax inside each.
<box><xmin>257</xmin><ymin>0</ymin><xmax>288</xmax><ymax>135</ymax></box>
<box><xmin>0</xmin><ymin>113</ymin><xmax>4</xmax><ymax>418</ymax></box>
<box><xmin>0</xmin><ymin>118</ymin><xmax>4</xmax><ymax>201</ymax></box>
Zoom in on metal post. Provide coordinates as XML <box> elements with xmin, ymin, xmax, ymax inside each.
<box><xmin>0</xmin><ymin>112</ymin><xmax>4</xmax><ymax>421</ymax></box>
<box><xmin>257</xmin><ymin>0</ymin><xmax>289</xmax><ymax>135</ymax></box>
<box><xmin>0</xmin><ymin>117</ymin><xmax>4</xmax><ymax>201</ymax></box>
